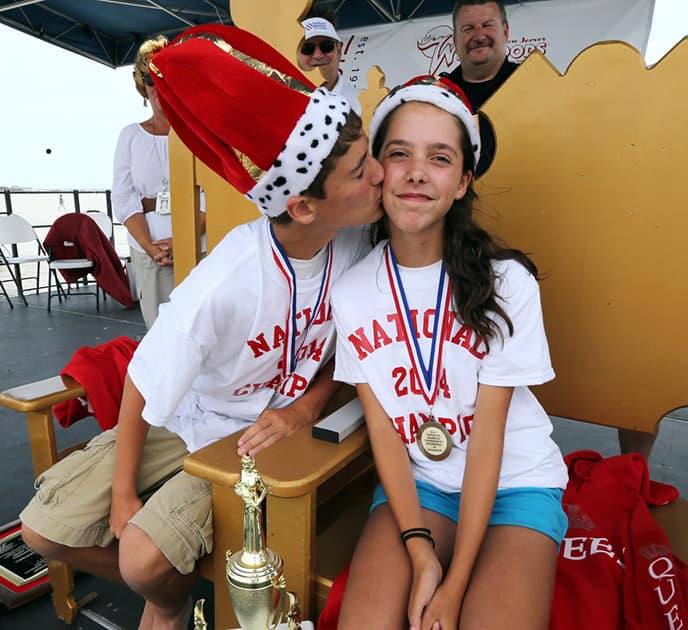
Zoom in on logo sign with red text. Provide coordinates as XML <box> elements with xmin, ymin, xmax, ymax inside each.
<box><xmin>337</xmin><ymin>0</ymin><xmax>653</xmax><ymax>92</ymax></box>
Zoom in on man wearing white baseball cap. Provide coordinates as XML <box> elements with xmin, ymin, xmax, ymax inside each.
<box><xmin>297</xmin><ymin>8</ymin><xmax>362</xmax><ymax>115</ymax></box>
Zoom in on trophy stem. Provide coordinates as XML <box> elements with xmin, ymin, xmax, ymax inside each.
<box><xmin>235</xmin><ymin>455</ymin><xmax>269</xmax><ymax>567</ymax></box>
<box><xmin>240</xmin><ymin>502</ymin><xmax>269</xmax><ymax>567</ymax></box>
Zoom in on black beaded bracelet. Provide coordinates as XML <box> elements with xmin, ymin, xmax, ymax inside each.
<box><xmin>400</xmin><ymin>527</ymin><xmax>435</xmax><ymax>548</ymax></box>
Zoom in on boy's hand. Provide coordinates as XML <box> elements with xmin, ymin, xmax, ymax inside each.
<box><xmin>237</xmin><ymin>405</ymin><xmax>314</xmax><ymax>457</ymax></box>
<box><xmin>110</xmin><ymin>490</ymin><xmax>143</xmax><ymax>539</ymax></box>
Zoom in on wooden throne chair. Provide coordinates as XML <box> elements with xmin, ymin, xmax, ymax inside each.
<box><xmin>1</xmin><ymin>0</ymin><xmax>687</xmax><ymax>625</ymax></box>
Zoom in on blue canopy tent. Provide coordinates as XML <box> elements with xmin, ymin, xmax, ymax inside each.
<box><xmin>0</xmin><ymin>0</ymin><xmax>534</xmax><ymax>68</ymax></box>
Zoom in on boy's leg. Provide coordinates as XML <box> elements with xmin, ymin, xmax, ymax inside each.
<box><xmin>20</xmin><ymin>425</ymin><xmax>188</xmax><ymax>613</ymax></box>
<box><xmin>120</xmin><ymin>525</ymin><xmax>195</xmax><ymax>630</ymax></box>
<box><xmin>20</xmin><ymin>527</ymin><xmax>123</xmax><ymax>582</ymax></box>
<box><xmin>119</xmin><ymin>469</ymin><xmax>212</xmax><ymax>630</ymax></box>
<box><xmin>459</xmin><ymin>525</ymin><xmax>558</xmax><ymax>630</ymax></box>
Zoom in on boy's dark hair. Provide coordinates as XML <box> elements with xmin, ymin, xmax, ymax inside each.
<box><xmin>371</xmin><ymin>103</ymin><xmax>535</xmax><ymax>352</ymax></box>
<box><xmin>452</xmin><ymin>0</ymin><xmax>508</xmax><ymax>28</ymax></box>
<box><xmin>270</xmin><ymin>110</ymin><xmax>363</xmax><ymax>225</ymax></box>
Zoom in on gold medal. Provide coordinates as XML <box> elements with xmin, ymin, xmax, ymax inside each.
<box><xmin>417</xmin><ymin>417</ymin><xmax>452</xmax><ymax>461</ymax></box>
<box><xmin>385</xmin><ymin>246</ymin><xmax>454</xmax><ymax>462</ymax></box>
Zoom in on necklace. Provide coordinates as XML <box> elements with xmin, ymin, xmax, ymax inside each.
<box><xmin>385</xmin><ymin>244</ymin><xmax>453</xmax><ymax>461</ymax></box>
<box><xmin>269</xmin><ymin>223</ymin><xmax>334</xmax><ymax>378</ymax></box>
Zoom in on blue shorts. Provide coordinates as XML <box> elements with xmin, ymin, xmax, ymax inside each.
<box><xmin>371</xmin><ymin>480</ymin><xmax>568</xmax><ymax>546</ymax></box>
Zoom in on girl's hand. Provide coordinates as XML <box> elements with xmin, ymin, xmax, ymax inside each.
<box><xmin>408</xmin><ymin>551</ymin><xmax>443</xmax><ymax>630</ymax></box>
<box><xmin>420</xmin><ymin>582</ymin><xmax>462</xmax><ymax>630</ymax></box>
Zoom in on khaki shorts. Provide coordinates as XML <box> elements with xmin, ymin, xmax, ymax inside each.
<box><xmin>20</xmin><ymin>425</ymin><xmax>212</xmax><ymax>574</ymax></box>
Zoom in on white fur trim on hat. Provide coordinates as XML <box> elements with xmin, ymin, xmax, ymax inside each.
<box><xmin>301</xmin><ymin>17</ymin><xmax>342</xmax><ymax>43</ymax></box>
<box><xmin>369</xmin><ymin>81</ymin><xmax>481</xmax><ymax>169</ymax></box>
<box><xmin>246</xmin><ymin>88</ymin><xmax>351</xmax><ymax>217</ymax></box>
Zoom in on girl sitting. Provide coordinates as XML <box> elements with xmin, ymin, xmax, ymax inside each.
<box><xmin>331</xmin><ymin>76</ymin><xmax>568</xmax><ymax>630</ymax></box>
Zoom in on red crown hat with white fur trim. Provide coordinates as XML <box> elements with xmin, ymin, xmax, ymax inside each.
<box><xmin>369</xmin><ymin>75</ymin><xmax>481</xmax><ymax>169</ymax></box>
<box><xmin>149</xmin><ymin>24</ymin><xmax>351</xmax><ymax>217</ymax></box>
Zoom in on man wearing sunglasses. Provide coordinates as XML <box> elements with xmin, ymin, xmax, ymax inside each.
<box><xmin>297</xmin><ymin>11</ymin><xmax>362</xmax><ymax>115</ymax></box>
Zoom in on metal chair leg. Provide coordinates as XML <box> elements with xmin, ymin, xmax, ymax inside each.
<box><xmin>47</xmin><ymin>268</ymin><xmax>53</xmax><ymax>312</ymax></box>
<box><xmin>0</xmin><ymin>278</ymin><xmax>14</xmax><ymax>308</ymax></box>
<box><xmin>2</xmin><ymin>261</ymin><xmax>27</xmax><ymax>306</ymax></box>
<box><xmin>47</xmin><ymin>269</ymin><xmax>65</xmax><ymax>311</ymax></box>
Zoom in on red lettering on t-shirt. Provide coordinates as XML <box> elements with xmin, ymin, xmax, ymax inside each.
<box><xmin>280</xmin><ymin>373</ymin><xmax>308</xmax><ymax>398</ymax></box>
<box><xmin>246</xmin><ymin>332</ymin><xmax>271</xmax><ymax>358</ymax></box>
<box><xmin>393</xmin><ymin>416</ymin><xmax>410</xmax><ymax>443</ymax></box>
<box><xmin>387</xmin><ymin>312</ymin><xmax>406</xmax><ymax>342</ymax></box>
<box><xmin>462</xmin><ymin>414</ymin><xmax>474</xmax><ymax>438</ymax></box>
<box><xmin>409</xmin><ymin>309</ymin><xmax>421</xmax><ymax>338</ymax></box>
<box><xmin>295</xmin><ymin>307</ymin><xmax>312</xmax><ymax>335</ymax></box>
<box><xmin>348</xmin><ymin>327</ymin><xmax>374</xmax><ymax>360</ymax></box>
<box><xmin>273</xmin><ymin>324</ymin><xmax>286</xmax><ymax>348</ymax></box>
<box><xmin>408</xmin><ymin>413</ymin><xmax>421</xmax><ymax>442</ymax></box>
<box><xmin>372</xmin><ymin>318</ymin><xmax>393</xmax><ymax>349</ymax></box>
<box><xmin>392</xmin><ymin>366</ymin><xmax>407</xmax><ymax>396</ymax></box>
<box><xmin>306</xmin><ymin>337</ymin><xmax>326</xmax><ymax>363</ymax></box>
<box><xmin>439</xmin><ymin>368</ymin><xmax>451</xmax><ymax>399</ymax></box>
<box><xmin>422</xmin><ymin>308</ymin><xmax>436</xmax><ymax>338</ymax></box>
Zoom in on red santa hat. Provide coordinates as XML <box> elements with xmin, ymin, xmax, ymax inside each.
<box><xmin>149</xmin><ymin>24</ymin><xmax>352</xmax><ymax>217</ymax></box>
<box><xmin>369</xmin><ymin>75</ymin><xmax>481</xmax><ymax>169</ymax></box>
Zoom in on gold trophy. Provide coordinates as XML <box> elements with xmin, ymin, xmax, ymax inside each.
<box><xmin>225</xmin><ymin>455</ymin><xmax>301</xmax><ymax>630</ymax></box>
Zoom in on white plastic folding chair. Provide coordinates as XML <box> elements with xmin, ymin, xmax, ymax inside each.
<box><xmin>0</xmin><ymin>213</ymin><xmax>49</xmax><ymax>308</ymax></box>
<box><xmin>44</xmin><ymin>215</ymin><xmax>100</xmax><ymax>312</ymax></box>
<box><xmin>86</xmin><ymin>211</ymin><xmax>113</xmax><ymax>238</ymax></box>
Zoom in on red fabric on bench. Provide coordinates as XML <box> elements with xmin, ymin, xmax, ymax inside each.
<box><xmin>53</xmin><ymin>336</ymin><xmax>139</xmax><ymax>430</ymax></box>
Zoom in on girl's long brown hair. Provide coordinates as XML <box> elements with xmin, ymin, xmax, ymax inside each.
<box><xmin>371</xmin><ymin>103</ymin><xmax>537</xmax><ymax>351</ymax></box>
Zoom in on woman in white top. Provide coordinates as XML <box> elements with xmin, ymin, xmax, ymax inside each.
<box><xmin>112</xmin><ymin>36</ymin><xmax>205</xmax><ymax>329</ymax></box>
<box><xmin>331</xmin><ymin>76</ymin><xmax>568</xmax><ymax>630</ymax></box>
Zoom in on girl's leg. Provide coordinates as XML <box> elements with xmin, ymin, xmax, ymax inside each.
<box><xmin>338</xmin><ymin>504</ymin><xmax>410</xmax><ymax>629</ymax></box>
<box><xmin>338</xmin><ymin>504</ymin><xmax>456</xmax><ymax>629</ymax></box>
<box><xmin>459</xmin><ymin>525</ymin><xmax>558</xmax><ymax>630</ymax></box>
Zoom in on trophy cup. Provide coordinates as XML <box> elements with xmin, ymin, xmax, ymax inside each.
<box><xmin>225</xmin><ymin>455</ymin><xmax>301</xmax><ymax>630</ymax></box>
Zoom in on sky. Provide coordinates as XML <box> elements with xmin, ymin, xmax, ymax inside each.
<box><xmin>0</xmin><ymin>0</ymin><xmax>686</xmax><ymax>190</ymax></box>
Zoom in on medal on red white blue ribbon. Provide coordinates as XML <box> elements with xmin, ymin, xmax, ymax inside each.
<box><xmin>385</xmin><ymin>244</ymin><xmax>453</xmax><ymax>461</ymax></box>
<box><xmin>269</xmin><ymin>223</ymin><xmax>333</xmax><ymax>378</ymax></box>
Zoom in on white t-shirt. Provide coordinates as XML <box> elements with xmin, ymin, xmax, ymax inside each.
<box><xmin>332</xmin><ymin>242</ymin><xmax>568</xmax><ymax>493</ymax></box>
<box><xmin>128</xmin><ymin>217</ymin><xmax>371</xmax><ymax>452</ymax></box>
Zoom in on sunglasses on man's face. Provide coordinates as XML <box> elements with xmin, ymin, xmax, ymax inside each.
<box><xmin>300</xmin><ymin>39</ymin><xmax>336</xmax><ymax>56</ymax></box>
<box><xmin>142</xmin><ymin>72</ymin><xmax>155</xmax><ymax>87</ymax></box>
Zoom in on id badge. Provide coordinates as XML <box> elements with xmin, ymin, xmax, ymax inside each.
<box><xmin>156</xmin><ymin>191</ymin><xmax>171</xmax><ymax>215</ymax></box>
<box><xmin>156</xmin><ymin>178</ymin><xmax>171</xmax><ymax>215</ymax></box>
